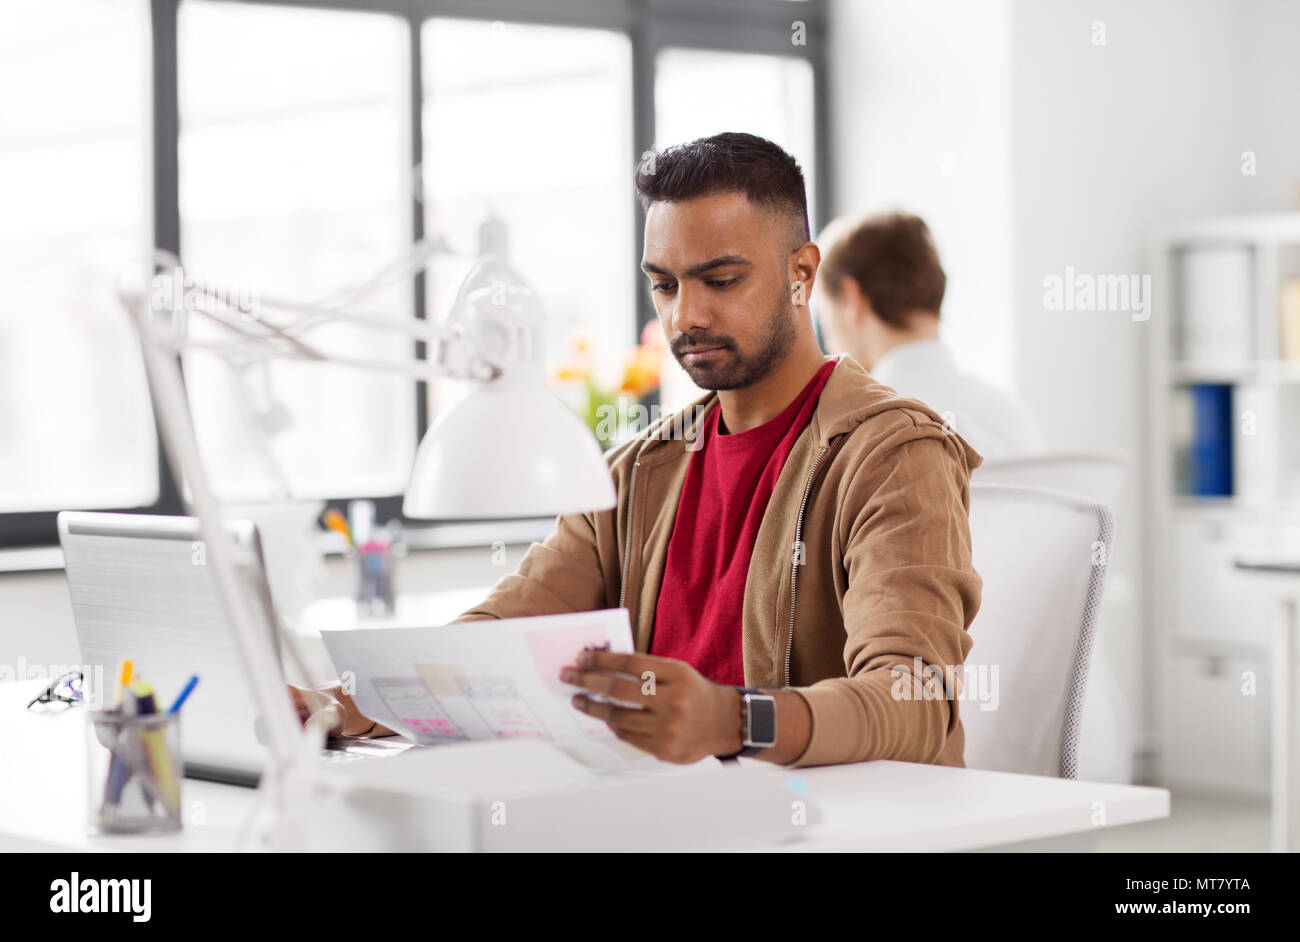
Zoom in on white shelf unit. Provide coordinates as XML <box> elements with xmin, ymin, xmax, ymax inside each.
<box><xmin>1146</xmin><ymin>214</ymin><xmax>1300</xmax><ymax>799</ymax></box>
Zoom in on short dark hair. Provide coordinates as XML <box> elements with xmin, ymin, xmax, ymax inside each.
<box><xmin>634</xmin><ymin>132</ymin><xmax>810</xmax><ymax>243</ymax></box>
<box><xmin>819</xmin><ymin>211</ymin><xmax>946</xmax><ymax>326</ymax></box>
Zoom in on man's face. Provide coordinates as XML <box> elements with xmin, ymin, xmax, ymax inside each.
<box><xmin>641</xmin><ymin>192</ymin><xmax>801</xmax><ymax>390</ymax></box>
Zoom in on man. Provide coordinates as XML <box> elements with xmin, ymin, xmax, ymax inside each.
<box><xmin>815</xmin><ymin>211</ymin><xmax>1043</xmax><ymax>460</ymax></box>
<box><xmin>303</xmin><ymin>133</ymin><xmax>983</xmax><ymax>768</ymax></box>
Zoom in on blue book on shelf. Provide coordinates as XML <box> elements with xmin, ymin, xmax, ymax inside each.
<box><xmin>1189</xmin><ymin>384</ymin><xmax>1233</xmax><ymax>496</ymax></box>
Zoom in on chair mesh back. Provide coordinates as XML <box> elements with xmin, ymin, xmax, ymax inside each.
<box><xmin>1056</xmin><ymin>501</ymin><xmax>1114</xmax><ymax>778</ymax></box>
<box><xmin>964</xmin><ymin>484</ymin><xmax>1115</xmax><ymax>778</ymax></box>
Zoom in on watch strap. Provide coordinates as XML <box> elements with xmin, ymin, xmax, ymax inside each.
<box><xmin>719</xmin><ymin>686</ymin><xmax>776</xmax><ymax>759</ymax></box>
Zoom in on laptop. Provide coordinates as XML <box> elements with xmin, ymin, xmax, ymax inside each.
<box><xmin>58</xmin><ymin>511</ymin><xmax>406</xmax><ymax>786</ymax></box>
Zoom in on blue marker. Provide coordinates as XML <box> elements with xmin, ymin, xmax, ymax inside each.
<box><xmin>167</xmin><ymin>675</ymin><xmax>199</xmax><ymax>714</ymax></box>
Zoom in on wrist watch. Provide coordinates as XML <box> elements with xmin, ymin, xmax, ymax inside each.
<box><xmin>723</xmin><ymin>687</ymin><xmax>776</xmax><ymax>759</ymax></box>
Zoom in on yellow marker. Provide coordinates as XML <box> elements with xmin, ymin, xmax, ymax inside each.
<box><xmin>127</xmin><ymin>679</ymin><xmax>181</xmax><ymax>814</ymax></box>
<box><xmin>115</xmin><ymin>660</ymin><xmax>134</xmax><ymax>707</ymax></box>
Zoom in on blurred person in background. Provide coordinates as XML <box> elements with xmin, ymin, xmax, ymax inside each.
<box><xmin>814</xmin><ymin>211</ymin><xmax>1042</xmax><ymax>459</ymax></box>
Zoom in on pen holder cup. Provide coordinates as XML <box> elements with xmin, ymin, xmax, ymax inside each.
<box><xmin>354</xmin><ymin>543</ymin><xmax>397</xmax><ymax>617</ymax></box>
<box><xmin>87</xmin><ymin>710</ymin><xmax>183</xmax><ymax>835</ymax></box>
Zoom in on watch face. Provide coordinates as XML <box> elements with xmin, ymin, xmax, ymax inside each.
<box><xmin>745</xmin><ymin>694</ymin><xmax>777</xmax><ymax>747</ymax></box>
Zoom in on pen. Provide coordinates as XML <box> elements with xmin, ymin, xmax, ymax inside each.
<box><xmin>101</xmin><ymin>658</ymin><xmax>136</xmax><ymax>812</ymax></box>
<box><xmin>114</xmin><ymin>659</ymin><xmax>134</xmax><ymax>707</ymax></box>
<box><xmin>167</xmin><ymin>675</ymin><xmax>199</xmax><ymax>714</ymax></box>
<box><xmin>118</xmin><ymin>686</ymin><xmax>161</xmax><ymax>815</ymax></box>
<box><xmin>104</xmin><ymin>698</ymin><xmax>136</xmax><ymax>811</ymax></box>
<box><xmin>323</xmin><ymin>508</ymin><xmax>355</xmax><ymax>547</ymax></box>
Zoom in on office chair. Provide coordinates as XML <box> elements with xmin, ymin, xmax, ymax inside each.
<box><xmin>961</xmin><ymin>483</ymin><xmax>1114</xmax><ymax>778</ymax></box>
<box><xmin>973</xmin><ymin>453</ymin><xmax>1134</xmax><ymax>784</ymax></box>
<box><xmin>973</xmin><ymin>453</ymin><xmax>1126</xmax><ymax>505</ymax></box>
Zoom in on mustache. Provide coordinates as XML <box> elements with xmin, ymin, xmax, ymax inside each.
<box><xmin>671</xmin><ymin>334</ymin><xmax>735</xmax><ymax>355</ymax></box>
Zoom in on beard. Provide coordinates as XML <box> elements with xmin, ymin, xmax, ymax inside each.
<box><xmin>670</xmin><ymin>287</ymin><xmax>798</xmax><ymax>391</ymax></box>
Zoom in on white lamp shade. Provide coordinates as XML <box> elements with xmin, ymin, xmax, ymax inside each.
<box><xmin>403</xmin><ymin>384</ymin><xmax>617</xmax><ymax>519</ymax></box>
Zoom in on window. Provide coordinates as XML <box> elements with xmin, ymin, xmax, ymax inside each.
<box><xmin>653</xmin><ymin>47</ymin><xmax>818</xmax><ymax>413</ymax></box>
<box><xmin>178</xmin><ymin>1</ymin><xmax>413</xmax><ymax>501</ymax></box>
<box><xmin>655</xmin><ymin>48</ymin><xmax>816</xmax><ymax>221</ymax></box>
<box><xmin>0</xmin><ymin>0</ymin><xmax>155</xmax><ymax>513</ymax></box>
<box><xmin>0</xmin><ymin>0</ymin><xmax>826</xmax><ymax>547</ymax></box>
<box><xmin>421</xmin><ymin>18</ymin><xmax>634</xmax><ymax>416</ymax></box>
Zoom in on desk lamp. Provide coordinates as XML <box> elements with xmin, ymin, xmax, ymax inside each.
<box><xmin>115</xmin><ymin>234</ymin><xmax>616</xmax><ymax>848</ymax></box>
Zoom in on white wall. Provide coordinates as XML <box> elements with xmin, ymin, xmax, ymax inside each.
<box><xmin>1011</xmin><ymin>0</ymin><xmax>1241</xmax><ymax>452</ymax></box>
<box><xmin>827</xmin><ymin>0</ymin><xmax>1016</xmax><ymax>388</ymax></box>
<box><xmin>1011</xmin><ymin>0</ymin><xmax>1245</xmax><ymax>775</ymax></box>
<box><xmin>828</xmin><ymin>0</ymin><xmax>1279</xmax><ymax>780</ymax></box>
<box><xmin>1234</xmin><ymin>0</ymin><xmax>1300</xmax><ymax>213</ymax></box>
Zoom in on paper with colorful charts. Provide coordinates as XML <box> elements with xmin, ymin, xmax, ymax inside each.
<box><xmin>321</xmin><ymin>608</ymin><xmax>670</xmax><ymax>771</ymax></box>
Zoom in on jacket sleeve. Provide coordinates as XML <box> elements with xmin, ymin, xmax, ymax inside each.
<box><xmin>789</xmin><ymin>432</ymin><xmax>981</xmax><ymax>767</ymax></box>
<box><xmin>451</xmin><ymin>507</ymin><xmax>612</xmax><ymax>622</ymax></box>
<box><xmin>450</xmin><ymin>438</ymin><xmax>641</xmax><ymax>623</ymax></box>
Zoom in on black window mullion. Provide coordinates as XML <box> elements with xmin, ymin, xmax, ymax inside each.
<box><xmin>630</xmin><ymin>4</ymin><xmax>655</xmax><ymax>341</ymax></box>
<box><xmin>409</xmin><ymin>15</ymin><xmax>429</xmax><ymax>447</ymax></box>
<box><xmin>810</xmin><ymin>40</ymin><xmax>832</xmax><ymax>232</ymax></box>
<box><xmin>152</xmin><ymin>0</ymin><xmax>184</xmax><ymax>518</ymax></box>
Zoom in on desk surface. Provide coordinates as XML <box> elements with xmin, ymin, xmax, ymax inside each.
<box><xmin>1</xmin><ymin>680</ymin><xmax>247</xmax><ymax>852</ymax></box>
<box><xmin>0</xmin><ymin>679</ymin><xmax>1168</xmax><ymax>852</ymax></box>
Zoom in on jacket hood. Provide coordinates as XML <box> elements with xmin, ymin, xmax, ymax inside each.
<box><xmin>814</xmin><ymin>355</ymin><xmax>983</xmax><ymax>467</ymax></box>
<box><xmin>630</xmin><ymin>353</ymin><xmax>984</xmax><ymax>471</ymax></box>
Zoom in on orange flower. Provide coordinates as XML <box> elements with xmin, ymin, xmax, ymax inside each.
<box><xmin>551</xmin><ymin>361</ymin><xmax>589</xmax><ymax>385</ymax></box>
<box><xmin>618</xmin><ymin>342</ymin><xmax>662</xmax><ymax>397</ymax></box>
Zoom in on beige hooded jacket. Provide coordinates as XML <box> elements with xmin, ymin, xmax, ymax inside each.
<box><xmin>456</xmin><ymin>353</ymin><xmax>984</xmax><ymax>767</ymax></box>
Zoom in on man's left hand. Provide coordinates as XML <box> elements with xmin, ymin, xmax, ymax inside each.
<box><xmin>560</xmin><ymin>650</ymin><xmax>742</xmax><ymax>764</ymax></box>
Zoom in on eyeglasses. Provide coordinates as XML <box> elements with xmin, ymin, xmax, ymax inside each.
<box><xmin>26</xmin><ymin>670</ymin><xmax>84</xmax><ymax>712</ymax></box>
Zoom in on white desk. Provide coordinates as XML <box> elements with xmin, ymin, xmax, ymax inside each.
<box><xmin>0</xmin><ymin>680</ymin><xmax>247</xmax><ymax>852</ymax></box>
<box><xmin>0</xmin><ymin>679</ymin><xmax>1168</xmax><ymax>852</ymax></box>
<box><xmin>1233</xmin><ymin>558</ymin><xmax>1300</xmax><ymax>853</ymax></box>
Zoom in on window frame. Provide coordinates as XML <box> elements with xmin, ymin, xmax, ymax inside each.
<box><xmin>1</xmin><ymin>0</ymin><xmax>829</xmax><ymax>549</ymax></box>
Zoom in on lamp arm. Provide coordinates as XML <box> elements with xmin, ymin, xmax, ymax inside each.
<box><xmin>177</xmin><ymin>338</ymin><xmax>491</xmax><ymax>384</ymax></box>
<box><xmin>110</xmin><ymin>246</ymin><xmax>524</xmax><ymax>848</ymax></box>
<box><xmin>221</xmin><ymin>359</ymin><xmax>295</xmax><ymax>503</ymax></box>
<box><xmin>167</xmin><ymin>288</ymin><xmax>502</xmax><ymax>382</ymax></box>
<box><xmin>121</xmin><ymin>288</ymin><xmax>306</xmax><ymax>767</ymax></box>
<box><xmin>309</xmin><ymin>234</ymin><xmax>450</xmax><ymax>311</ymax></box>
<box><xmin>114</xmin><ymin>256</ymin><xmax>485</xmax><ymax>774</ymax></box>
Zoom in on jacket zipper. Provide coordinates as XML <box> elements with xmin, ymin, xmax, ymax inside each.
<box><xmin>618</xmin><ymin>459</ymin><xmax>641</xmax><ymax>610</ymax></box>
<box><xmin>785</xmin><ymin>446</ymin><xmax>828</xmax><ymax>687</ymax></box>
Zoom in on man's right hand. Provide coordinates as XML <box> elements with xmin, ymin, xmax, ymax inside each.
<box><xmin>288</xmin><ymin>682</ymin><xmax>395</xmax><ymax>738</ymax></box>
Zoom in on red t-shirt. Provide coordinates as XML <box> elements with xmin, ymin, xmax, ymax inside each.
<box><xmin>650</xmin><ymin>360</ymin><xmax>837</xmax><ymax>684</ymax></box>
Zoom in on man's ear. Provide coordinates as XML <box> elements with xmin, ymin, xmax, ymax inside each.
<box><xmin>790</xmin><ymin>240</ymin><xmax>821</xmax><ymax>305</ymax></box>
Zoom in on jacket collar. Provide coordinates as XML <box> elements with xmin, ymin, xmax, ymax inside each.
<box><xmin>631</xmin><ymin>353</ymin><xmax>983</xmax><ymax>469</ymax></box>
